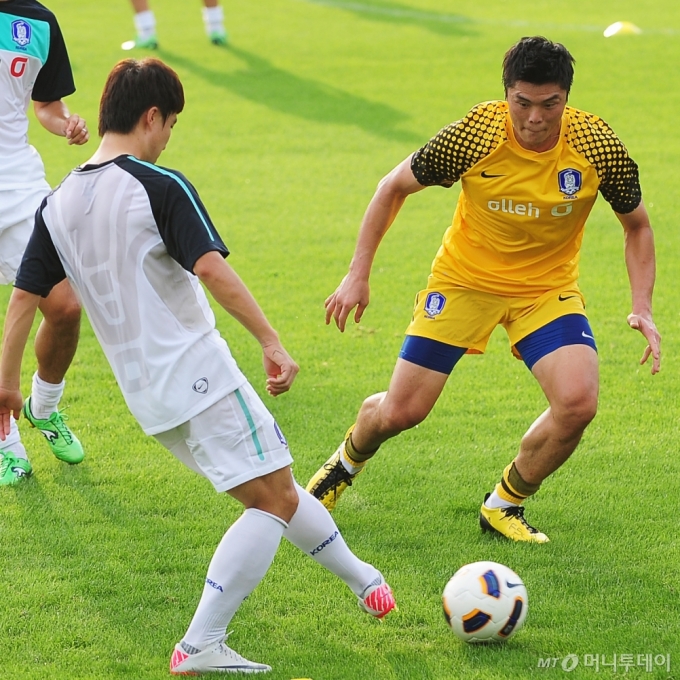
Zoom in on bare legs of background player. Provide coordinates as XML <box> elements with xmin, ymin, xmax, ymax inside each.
<box><xmin>0</xmin><ymin>280</ymin><xmax>82</xmax><ymax>485</ymax></box>
<box><xmin>307</xmin><ymin>344</ymin><xmax>598</xmax><ymax>542</ymax></box>
<box><xmin>124</xmin><ymin>0</ymin><xmax>228</xmax><ymax>50</ymax></box>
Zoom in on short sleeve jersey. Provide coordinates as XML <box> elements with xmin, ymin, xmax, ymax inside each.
<box><xmin>410</xmin><ymin>101</ymin><xmax>641</xmax><ymax>296</ymax></box>
<box><xmin>0</xmin><ymin>0</ymin><xmax>75</xmax><ymax>188</ymax></box>
<box><xmin>16</xmin><ymin>156</ymin><xmax>247</xmax><ymax>434</ymax></box>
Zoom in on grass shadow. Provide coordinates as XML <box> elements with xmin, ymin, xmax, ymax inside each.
<box><xmin>159</xmin><ymin>46</ymin><xmax>422</xmax><ymax>144</ymax></box>
<box><xmin>300</xmin><ymin>0</ymin><xmax>478</xmax><ymax>37</ymax></box>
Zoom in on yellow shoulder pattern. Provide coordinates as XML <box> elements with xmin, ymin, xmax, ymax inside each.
<box><xmin>411</xmin><ymin>101</ymin><xmax>507</xmax><ymax>187</ymax></box>
<box><xmin>565</xmin><ymin>107</ymin><xmax>641</xmax><ymax>214</ymax></box>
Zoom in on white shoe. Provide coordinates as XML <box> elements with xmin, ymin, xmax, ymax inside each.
<box><xmin>170</xmin><ymin>638</ymin><xmax>271</xmax><ymax>674</ymax></box>
<box><xmin>357</xmin><ymin>574</ymin><xmax>396</xmax><ymax>619</ymax></box>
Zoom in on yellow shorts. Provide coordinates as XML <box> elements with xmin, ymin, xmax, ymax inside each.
<box><xmin>405</xmin><ymin>277</ymin><xmax>588</xmax><ymax>356</ymax></box>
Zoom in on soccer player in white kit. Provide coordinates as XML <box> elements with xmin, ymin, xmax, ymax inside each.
<box><xmin>0</xmin><ymin>58</ymin><xmax>395</xmax><ymax>674</ymax></box>
<box><xmin>0</xmin><ymin>0</ymin><xmax>89</xmax><ymax>485</ymax></box>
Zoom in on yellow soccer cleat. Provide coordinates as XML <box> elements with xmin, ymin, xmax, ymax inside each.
<box><xmin>479</xmin><ymin>494</ymin><xmax>549</xmax><ymax>543</ymax></box>
<box><xmin>306</xmin><ymin>436</ymin><xmax>364</xmax><ymax>511</ymax></box>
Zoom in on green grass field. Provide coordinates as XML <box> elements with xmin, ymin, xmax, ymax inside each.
<box><xmin>1</xmin><ymin>0</ymin><xmax>679</xmax><ymax>678</ymax></box>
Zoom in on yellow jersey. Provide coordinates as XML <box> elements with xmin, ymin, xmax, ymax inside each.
<box><xmin>410</xmin><ymin>101</ymin><xmax>641</xmax><ymax>296</ymax></box>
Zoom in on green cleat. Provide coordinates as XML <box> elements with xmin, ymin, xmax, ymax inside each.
<box><xmin>22</xmin><ymin>397</ymin><xmax>84</xmax><ymax>465</ymax></box>
<box><xmin>209</xmin><ymin>29</ymin><xmax>228</xmax><ymax>46</ymax></box>
<box><xmin>0</xmin><ymin>452</ymin><xmax>32</xmax><ymax>486</ymax></box>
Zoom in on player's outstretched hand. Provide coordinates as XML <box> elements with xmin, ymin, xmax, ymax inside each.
<box><xmin>0</xmin><ymin>387</ymin><xmax>24</xmax><ymax>441</ymax></box>
<box><xmin>262</xmin><ymin>341</ymin><xmax>299</xmax><ymax>396</ymax></box>
<box><xmin>627</xmin><ymin>312</ymin><xmax>661</xmax><ymax>374</ymax></box>
<box><xmin>64</xmin><ymin>114</ymin><xmax>89</xmax><ymax>146</ymax></box>
<box><xmin>325</xmin><ymin>274</ymin><xmax>370</xmax><ymax>332</ymax></box>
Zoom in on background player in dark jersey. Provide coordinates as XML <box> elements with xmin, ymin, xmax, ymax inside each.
<box><xmin>306</xmin><ymin>37</ymin><xmax>661</xmax><ymax>543</ymax></box>
<box><xmin>0</xmin><ymin>0</ymin><xmax>89</xmax><ymax>485</ymax></box>
<box><xmin>0</xmin><ymin>57</ymin><xmax>395</xmax><ymax>674</ymax></box>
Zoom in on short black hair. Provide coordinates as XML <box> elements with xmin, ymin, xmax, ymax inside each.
<box><xmin>98</xmin><ymin>58</ymin><xmax>185</xmax><ymax>136</ymax></box>
<box><xmin>502</xmin><ymin>37</ymin><xmax>575</xmax><ymax>94</ymax></box>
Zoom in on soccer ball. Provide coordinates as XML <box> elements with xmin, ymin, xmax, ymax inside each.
<box><xmin>442</xmin><ymin>561</ymin><xmax>528</xmax><ymax>643</ymax></box>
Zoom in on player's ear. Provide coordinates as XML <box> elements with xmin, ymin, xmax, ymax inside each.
<box><xmin>143</xmin><ymin>106</ymin><xmax>160</xmax><ymax>129</ymax></box>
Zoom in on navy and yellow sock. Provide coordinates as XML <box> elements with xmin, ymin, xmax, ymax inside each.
<box><xmin>340</xmin><ymin>426</ymin><xmax>379</xmax><ymax>473</ymax></box>
<box><xmin>495</xmin><ymin>461</ymin><xmax>541</xmax><ymax>505</ymax></box>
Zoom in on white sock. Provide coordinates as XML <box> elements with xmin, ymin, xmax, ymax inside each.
<box><xmin>182</xmin><ymin>508</ymin><xmax>287</xmax><ymax>650</ymax></box>
<box><xmin>484</xmin><ymin>490</ymin><xmax>518</xmax><ymax>509</ymax></box>
<box><xmin>134</xmin><ymin>10</ymin><xmax>156</xmax><ymax>40</ymax></box>
<box><xmin>30</xmin><ymin>372</ymin><xmax>64</xmax><ymax>420</ymax></box>
<box><xmin>0</xmin><ymin>417</ymin><xmax>27</xmax><ymax>460</ymax></box>
<box><xmin>340</xmin><ymin>453</ymin><xmax>363</xmax><ymax>475</ymax></box>
<box><xmin>340</xmin><ymin>435</ymin><xmax>370</xmax><ymax>475</ymax></box>
<box><xmin>284</xmin><ymin>482</ymin><xmax>380</xmax><ymax>597</ymax></box>
<box><xmin>202</xmin><ymin>5</ymin><xmax>225</xmax><ymax>35</ymax></box>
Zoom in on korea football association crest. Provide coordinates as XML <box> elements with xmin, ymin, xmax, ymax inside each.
<box><xmin>424</xmin><ymin>292</ymin><xmax>446</xmax><ymax>318</ymax></box>
<box><xmin>11</xmin><ymin>20</ymin><xmax>32</xmax><ymax>48</ymax></box>
<box><xmin>557</xmin><ymin>168</ymin><xmax>582</xmax><ymax>197</ymax></box>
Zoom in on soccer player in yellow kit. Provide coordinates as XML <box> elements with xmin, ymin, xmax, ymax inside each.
<box><xmin>306</xmin><ymin>36</ymin><xmax>661</xmax><ymax>542</ymax></box>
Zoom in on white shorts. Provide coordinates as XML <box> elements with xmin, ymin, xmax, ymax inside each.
<box><xmin>0</xmin><ymin>184</ymin><xmax>50</xmax><ymax>285</ymax></box>
<box><xmin>154</xmin><ymin>382</ymin><xmax>293</xmax><ymax>493</ymax></box>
